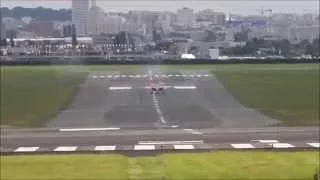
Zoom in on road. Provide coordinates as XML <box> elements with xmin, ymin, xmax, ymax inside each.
<box><xmin>1</xmin><ymin>67</ymin><xmax>319</xmax><ymax>154</ymax></box>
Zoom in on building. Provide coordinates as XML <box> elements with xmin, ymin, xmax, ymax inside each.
<box><xmin>103</xmin><ymin>15</ymin><xmax>125</xmax><ymax>34</ymax></box>
<box><xmin>62</xmin><ymin>24</ymin><xmax>73</xmax><ymax>37</ymax></box>
<box><xmin>72</xmin><ymin>0</ymin><xmax>89</xmax><ymax>36</ymax></box>
<box><xmin>0</xmin><ymin>12</ymin><xmax>5</xmax><ymax>40</ymax></box>
<box><xmin>197</xmin><ymin>9</ymin><xmax>226</xmax><ymax>25</ymax></box>
<box><xmin>88</xmin><ymin>0</ymin><xmax>105</xmax><ymax>35</ymax></box>
<box><xmin>24</xmin><ymin>20</ymin><xmax>54</xmax><ymax>37</ymax></box>
<box><xmin>289</xmin><ymin>25</ymin><xmax>320</xmax><ymax>43</ymax></box>
<box><xmin>177</xmin><ymin>7</ymin><xmax>195</xmax><ymax>28</ymax></box>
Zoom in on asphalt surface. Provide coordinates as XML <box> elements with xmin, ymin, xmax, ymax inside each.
<box><xmin>2</xmin><ymin>66</ymin><xmax>318</xmax><ymax>153</ymax></box>
<box><xmin>47</xmin><ymin>68</ymin><xmax>279</xmax><ymax>129</ymax></box>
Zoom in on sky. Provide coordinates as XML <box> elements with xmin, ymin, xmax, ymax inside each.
<box><xmin>1</xmin><ymin>0</ymin><xmax>319</xmax><ymax>15</ymax></box>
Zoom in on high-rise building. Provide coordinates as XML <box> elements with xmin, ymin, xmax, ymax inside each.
<box><xmin>88</xmin><ymin>0</ymin><xmax>105</xmax><ymax>35</ymax></box>
<box><xmin>177</xmin><ymin>7</ymin><xmax>195</xmax><ymax>28</ymax></box>
<box><xmin>72</xmin><ymin>0</ymin><xmax>89</xmax><ymax>36</ymax></box>
<box><xmin>0</xmin><ymin>11</ymin><xmax>5</xmax><ymax>40</ymax></box>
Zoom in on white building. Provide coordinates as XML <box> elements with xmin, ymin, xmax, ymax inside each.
<box><xmin>103</xmin><ymin>15</ymin><xmax>125</xmax><ymax>34</ymax></box>
<box><xmin>88</xmin><ymin>1</ymin><xmax>105</xmax><ymax>35</ymax></box>
<box><xmin>289</xmin><ymin>25</ymin><xmax>320</xmax><ymax>43</ymax></box>
<box><xmin>72</xmin><ymin>0</ymin><xmax>89</xmax><ymax>36</ymax></box>
<box><xmin>177</xmin><ymin>7</ymin><xmax>195</xmax><ymax>28</ymax></box>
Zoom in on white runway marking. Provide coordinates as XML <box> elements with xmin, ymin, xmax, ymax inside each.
<box><xmin>173</xmin><ymin>86</ymin><xmax>197</xmax><ymax>89</ymax></box>
<box><xmin>307</xmin><ymin>143</ymin><xmax>320</xmax><ymax>148</ymax></box>
<box><xmin>138</xmin><ymin>141</ymin><xmax>203</xmax><ymax>145</ymax></box>
<box><xmin>92</xmin><ymin>75</ymin><xmax>97</xmax><ymax>79</ymax></box>
<box><xmin>54</xmin><ymin>146</ymin><xmax>78</xmax><ymax>152</ymax></box>
<box><xmin>168</xmin><ymin>75</ymin><xmax>173</xmax><ymax>77</ymax></box>
<box><xmin>107</xmin><ymin>75</ymin><xmax>112</xmax><ymax>78</ymax></box>
<box><xmin>189</xmin><ymin>75</ymin><xmax>195</xmax><ymax>77</ymax></box>
<box><xmin>203</xmin><ymin>74</ymin><xmax>210</xmax><ymax>77</ymax></box>
<box><xmin>109</xmin><ymin>86</ymin><xmax>132</xmax><ymax>90</ymax></box>
<box><xmin>15</xmin><ymin>147</ymin><xmax>39</xmax><ymax>152</ymax></box>
<box><xmin>121</xmin><ymin>75</ymin><xmax>127</xmax><ymax>78</ymax></box>
<box><xmin>129</xmin><ymin>75</ymin><xmax>135</xmax><ymax>78</ymax></box>
<box><xmin>114</xmin><ymin>75</ymin><xmax>120</xmax><ymax>78</ymax></box>
<box><xmin>271</xmin><ymin>143</ymin><xmax>295</xmax><ymax>148</ymax></box>
<box><xmin>152</xmin><ymin>93</ymin><xmax>167</xmax><ymax>125</ymax></box>
<box><xmin>252</xmin><ymin>140</ymin><xmax>279</xmax><ymax>143</ymax></box>
<box><xmin>174</xmin><ymin>145</ymin><xmax>195</xmax><ymax>150</ymax></box>
<box><xmin>134</xmin><ymin>145</ymin><xmax>155</xmax><ymax>150</ymax></box>
<box><xmin>136</xmin><ymin>74</ymin><xmax>141</xmax><ymax>78</ymax></box>
<box><xmin>231</xmin><ymin>144</ymin><xmax>255</xmax><ymax>149</ymax></box>
<box><xmin>59</xmin><ymin>127</ymin><xmax>120</xmax><ymax>132</ymax></box>
<box><xmin>99</xmin><ymin>75</ymin><xmax>105</xmax><ymax>79</ymax></box>
<box><xmin>94</xmin><ymin>146</ymin><xmax>116</xmax><ymax>151</ymax></box>
<box><xmin>184</xmin><ymin>129</ymin><xmax>203</xmax><ymax>135</ymax></box>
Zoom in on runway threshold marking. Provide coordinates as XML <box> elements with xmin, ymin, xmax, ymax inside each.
<box><xmin>252</xmin><ymin>140</ymin><xmax>279</xmax><ymax>143</ymax></box>
<box><xmin>109</xmin><ymin>86</ymin><xmax>132</xmax><ymax>90</ymax></box>
<box><xmin>14</xmin><ymin>147</ymin><xmax>39</xmax><ymax>152</ymax></box>
<box><xmin>94</xmin><ymin>146</ymin><xmax>116</xmax><ymax>151</ymax></box>
<box><xmin>184</xmin><ymin>129</ymin><xmax>203</xmax><ymax>135</ymax></box>
<box><xmin>173</xmin><ymin>86</ymin><xmax>197</xmax><ymax>89</ymax></box>
<box><xmin>231</xmin><ymin>144</ymin><xmax>255</xmax><ymax>149</ymax></box>
<box><xmin>270</xmin><ymin>143</ymin><xmax>295</xmax><ymax>148</ymax></box>
<box><xmin>59</xmin><ymin>128</ymin><xmax>120</xmax><ymax>132</ymax></box>
<box><xmin>54</xmin><ymin>146</ymin><xmax>78</xmax><ymax>152</ymax></box>
<box><xmin>307</xmin><ymin>143</ymin><xmax>320</xmax><ymax>148</ymax></box>
<box><xmin>174</xmin><ymin>145</ymin><xmax>195</xmax><ymax>150</ymax></box>
<box><xmin>134</xmin><ymin>145</ymin><xmax>156</xmax><ymax>150</ymax></box>
<box><xmin>138</xmin><ymin>140</ymin><xmax>204</xmax><ymax>145</ymax></box>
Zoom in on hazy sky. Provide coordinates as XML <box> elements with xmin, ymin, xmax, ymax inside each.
<box><xmin>2</xmin><ymin>0</ymin><xmax>319</xmax><ymax>15</ymax></box>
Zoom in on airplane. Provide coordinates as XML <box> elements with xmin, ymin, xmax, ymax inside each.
<box><xmin>146</xmin><ymin>76</ymin><xmax>171</xmax><ymax>94</ymax></box>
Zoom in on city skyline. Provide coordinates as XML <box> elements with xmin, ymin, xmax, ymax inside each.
<box><xmin>2</xmin><ymin>0</ymin><xmax>319</xmax><ymax>15</ymax></box>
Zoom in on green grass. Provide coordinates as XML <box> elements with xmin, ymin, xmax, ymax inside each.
<box><xmin>1</xmin><ymin>152</ymin><xmax>319</xmax><ymax>180</ymax></box>
<box><xmin>1</xmin><ymin>64</ymin><xmax>319</xmax><ymax>127</ymax></box>
<box><xmin>0</xmin><ymin>66</ymin><xmax>87</xmax><ymax>128</ymax></box>
<box><xmin>215</xmin><ymin>65</ymin><xmax>320</xmax><ymax>126</ymax></box>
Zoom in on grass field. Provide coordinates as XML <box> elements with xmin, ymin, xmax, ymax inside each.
<box><xmin>0</xmin><ymin>66</ymin><xmax>87</xmax><ymax>128</ymax></box>
<box><xmin>1</xmin><ymin>64</ymin><xmax>319</xmax><ymax>127</ymax></box>
<box><xmin>1</xmin><ymin>152</ymin><xmax>319</xmax><ymax>180</ymax></box>
<box><xmin>214</xmin><ymin>64</ymin><xmax>319</xmax><ymax>126</ymax></box>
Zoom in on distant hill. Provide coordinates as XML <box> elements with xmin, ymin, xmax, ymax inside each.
<box><xmin>1</xmin><ymin>7</ymin><xmax>72</xmax><ymax>21</ymax></box>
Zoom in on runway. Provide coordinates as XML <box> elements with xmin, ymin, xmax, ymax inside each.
<box><xmin>1</xmin><ymin>67</ymin><xmax>319</xmax><ymax>154</ymax></box>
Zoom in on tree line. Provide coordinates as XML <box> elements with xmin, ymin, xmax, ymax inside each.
<box><xmin>1</xmin><ymin>7</ymin><xmax>72</xmax><ymax>21</ymax></box>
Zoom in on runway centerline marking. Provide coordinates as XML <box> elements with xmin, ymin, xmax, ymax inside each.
<box><xmin>109</xmin><ymin>86</ymin><xmax>132</xmax><ymax>90</ymax></box>
<box><xmin>59</xmin><ymin>127</ymin><xmax>120</xmax><ymax>132</ymax></box>
<box><xmin>184</xmin><ymin>129</ymin><xmax>203</xmax><ymax>135</ymax></box>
